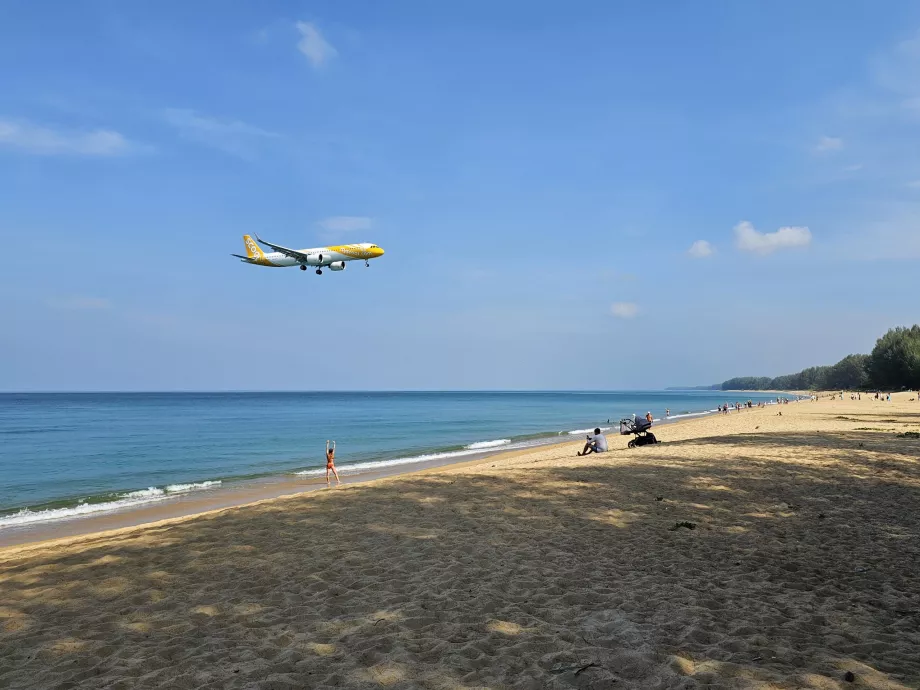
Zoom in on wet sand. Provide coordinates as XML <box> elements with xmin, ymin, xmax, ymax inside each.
<box><xmin>1</xmin><ymin>393</ymin><xmax>918</xmax><ymax>689</ymax></box>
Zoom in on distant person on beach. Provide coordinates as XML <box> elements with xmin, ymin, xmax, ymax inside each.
<box><xmin>577</xmin><ymin>428</ymin><xmax>607</xmax><ymax>456</ymax></box>
<box><xmin>645</xmin><ymin>411</ymin><xmax>654</xmax><ymax>425</ymax></box>
<box><xmin>665</xmin><ymin>409</ymin><xmax>670</xmax><ymax>418</ymax></box>
<box><xmin>325</xmin><ymin>440</ymin><xmax>341</xmax><ymax>486</ymax></box>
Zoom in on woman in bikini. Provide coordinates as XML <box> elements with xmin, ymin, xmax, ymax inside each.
<box><xmin>325</xmin><ymin>440</ymin><xmax>341</xmax><ymax>486</ymax></box>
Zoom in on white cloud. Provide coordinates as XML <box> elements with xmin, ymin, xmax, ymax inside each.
<box><xmin>814</xmin><ymin>135</ymin><xmax>843</xmax><ymax>152</ymax></box>
<box><xmin>0</xmin><ymin>119</ymin><xmax>132</xmax><ymax>156</ymax></box>
<box><xmin>296</xmin><ymin>22</ymin><xmax>337</xmax><ymax>68</ymax></box>
<box><xmin>687</xmin><ymin>240</ymin><xmax>714</xmax><ymax>258</ymax></box>
<box><xmin>843</xmin><ymin>163</ymin><xmax>863</xmax><ymax>172</ymax></box>
<box><xmin>610</xmin><ymin>302</ymin><xmax>639</xmax><ymax>319</ymax></box>
<box><xmin>47</xmin><ymin>296</ymin><xmax>112</xmax><ymax>310</ymax></box>
<box><xmin>907</xmin><ymin>180</ymin><xmax>920</xmax><ymax>189</ymax></box>
<box><xmin>318</xmin><ymin>216</ymin><xmax>373</xmax><ymax>232</ymax></box>
<box><xmin>734</xmin><ymin>221</ymin><xmax>812</xmax><ymax>255</ymax></box>
<box><xmin>162</xmin><ymin>109</ymin><xmax>278</xmax><ymax>157</ymax></box>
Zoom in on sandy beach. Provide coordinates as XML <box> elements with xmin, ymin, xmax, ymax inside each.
<box><xmin>1</xmin><ymin>394</ymin><xmax>918</xmax><ymax>689</ymax></box>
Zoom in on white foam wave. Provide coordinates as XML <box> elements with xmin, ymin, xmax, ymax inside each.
<box><xmin>465</xmin><ymin>439</ymin><xmax>511</xmax><ymax>450</ymax></box>
<box><xmin>0</xmin><ymin>491</ymin><xmax>170</xmax><ymax>528</ymax></box>
<box><xmin>0</xmin><ymin>480</ymin><xmax>226</xmax><ymax>529</ymax></box>
<box><xmin>567</xmin><ymin>426</ymin><xmax>611</xmax><ymax>436</ymax></box>
<box><xmin>295</xmin><ymin>444</ymin><xmax>517</xmax><ymax>478</ymax></box>
<box><xmin>122</xmin><ymin>487</ymin><xmax>165</xmax><ymax>499</ymax></box>
<box><xmin>165</xmin><ymin>480</ymin><xmax>222</xmax><ymax>493</ymax></box>
<box><xmin>663</xmin><ymin>411</ymin><xmax>712</xmax><ymax>420</ymax></box>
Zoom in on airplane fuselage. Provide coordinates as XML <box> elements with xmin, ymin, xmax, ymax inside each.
<box><xmin>250</xmin><ymin>246</ymin><xmax>376</xmax><ymax>268</ymax></box>
<box><xmin>235</xmin><ymin>235</ymin><xmax>385</xmax><ymax>273</ymax></box>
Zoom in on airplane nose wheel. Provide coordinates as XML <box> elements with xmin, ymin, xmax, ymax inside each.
<box><xmin>365</xmin><ymin>260</ymin><xmax>369</xmax><ymax>267</ymax></box>
<box><xmin>300</xmin><ymin>265</ymin><xmax>307</xmax><ymax>271</ymax></box>
<box><xmin>316</xmin><ymin>269</ymin><xmax>322</xmax><ymax>275</ymax></box>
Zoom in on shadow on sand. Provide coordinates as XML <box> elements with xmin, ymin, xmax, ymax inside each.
<box><xmin>1</xmin><ymin>430</ymin><xmax>918</xmax><ymax>689</ymax></box>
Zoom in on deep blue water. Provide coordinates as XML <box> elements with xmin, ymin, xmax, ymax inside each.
<box><xmin>0</xmin><ymin>391</ymin><xmax>786</xmax><ymax>525</ymax></box>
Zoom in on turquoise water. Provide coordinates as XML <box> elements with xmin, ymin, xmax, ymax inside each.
<box><xmin>0</xmin><ymin>391</ymin><xmax>786</xmax><ymax>525</ymax></box>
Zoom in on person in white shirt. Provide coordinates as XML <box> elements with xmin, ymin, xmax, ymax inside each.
<box><xmin>577</xmin><ymin>428</ymin><xmax>608</xmax><ymax>456</ymax></box>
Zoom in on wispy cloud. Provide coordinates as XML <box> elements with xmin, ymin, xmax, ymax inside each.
<box><xmin>46</xmin><ymin>296</ymin><xmax>112</xmax><ymax>310</ymax></box>
<box><xmin>836</xmin><ymin>202</ymin><xmax>920</xmax><ymax>260</ymax></box>
<box><xmin>872</xmin><ymin>30</ymin><xmax>920</xmax><ymax>100</ymax></box>
<box><xmin>0</xmin><ymin>119</ymin><xmax>134</xmax><ymax>156</ymax></box>
<box><xmin>843</xmin><ymin>163</ymin><xmax>863</xmax><ymax>172</ymax></box>
<box><xmin>907</xmin><ymin>180</ymin><xmax>920</xmax><ymax>189</ymax></box>
<box><xmin>610</xmin><ymin>302</ymin><xmax>639</xmax><ymax>319</ymax></box>
<box><xmin>317</xmin><ymin>216</ymin><xmax>373</xmax><ymax>232</ymax></box>
<box><xmin>687</xmin><ymin>240</ymin><xmax>714</xmax><ymax>258</ymax></box>
<box><xmin>814</xmin><ymin>135</ymin><xmax>843</xmax><ymax>153</ymax></box>
<box><xmin>734</xmin><ymin>221</ymin><xmax>812</xmax><ymax>255</ymax></box>
<box><xmin>162</xmin><ymin>109</ymin><xmax>279</xmax><ymax>158</ymax></box>
<box><xmin>296</xmin><ymin>22</ymin><xmax>337</xmax><ymax>68</ymax></box>
<box><xmin>599</xmin><ymin>269</ymin><xmax>637</xmax><ymax>281</ymax></box>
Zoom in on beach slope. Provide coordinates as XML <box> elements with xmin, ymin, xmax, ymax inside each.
<box><xmin>2</xmin><ymin>394</ymin><xmax>919</xmax><ymax>689</ymax></box>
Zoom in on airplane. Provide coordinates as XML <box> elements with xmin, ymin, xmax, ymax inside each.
<box><xmin>232</xmin><ymin>234</ymin><xmax>385</xmax><ymax>274</ymax></box>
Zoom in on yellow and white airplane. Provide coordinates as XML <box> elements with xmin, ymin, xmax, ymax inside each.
<box><xmin>232</xmin><ymin>234</ymin><xmax>385</xmax><ymax>274</ymax></box>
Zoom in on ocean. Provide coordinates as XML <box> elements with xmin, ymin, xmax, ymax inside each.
<box><xmin>0</xmin><ymin>391</ymin><xmax>787</xmax><ymax>527</ymax></box>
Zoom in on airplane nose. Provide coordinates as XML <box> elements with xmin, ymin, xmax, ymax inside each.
<box><xmin>375</xmin><ymin>247</ymin><xmax>385</xmax><ymax>257</ymax></box>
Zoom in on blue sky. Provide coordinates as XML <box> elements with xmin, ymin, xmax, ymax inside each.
<box><xmin>2</xmin><ymin>1</ymin><xmax>920</xmax><ymax>390</ymax></box>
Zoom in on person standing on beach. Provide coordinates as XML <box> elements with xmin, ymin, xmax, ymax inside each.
<box><xmin>325</xmin><ymin>440</ymin><xmax>341</xmax><ymax>486</ymax></box>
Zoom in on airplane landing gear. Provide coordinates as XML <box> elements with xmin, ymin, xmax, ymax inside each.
<box><xmin>365</xmin><ymin>260</ymin><xmax>370</xmax><ymax>267</ymax></box>
<box><xmin>300</xmin><ymin>265</ymin><xmax>307</xmax><ymax>271</ymax></box>
<box><xmin>316</xmin><ymin>268</ymin><xmax>323</xmax><ymax>275</ymax></box>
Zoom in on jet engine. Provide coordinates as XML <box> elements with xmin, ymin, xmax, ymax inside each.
<box><xmin>329</xmin><ymin>261</ymin><xmax>346</xmax><ymax>271</ymax></box>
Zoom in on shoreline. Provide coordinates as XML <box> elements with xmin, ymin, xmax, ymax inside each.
<box><xmin>2</xmin><ymin>391</ymin><xmax>798</xmax><ymax>536</ymax></box>
<box><xmin>0</xmin><ymin>404</ymin><xmax>751</xmax><ymax>551</ymax></box>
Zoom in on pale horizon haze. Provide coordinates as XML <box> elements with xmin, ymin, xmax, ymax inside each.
<box><xmin>2</xmin><ymin>1</ymin><xmax>919</xmax><ymax>391</ymax></box>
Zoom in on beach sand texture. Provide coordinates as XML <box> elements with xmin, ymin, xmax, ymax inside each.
<box><xmin>1</xmin><ymin>395</ymin><xmax>919</xmax><ymax>689</ymax></box>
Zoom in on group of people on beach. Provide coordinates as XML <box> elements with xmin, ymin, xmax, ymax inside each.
<box><xmin>822</xmin><ymin>391</ymin><xmax>900</xmax><ymax>402</ymax></box>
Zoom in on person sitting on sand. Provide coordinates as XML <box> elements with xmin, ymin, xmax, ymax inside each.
<box><xmin>645</xmin><ymin>411</ymin><xmax>654</xmax><ymax>425</ymax></box>
<box><xmin>577</xmin><ymin>428</ymin><xmax>607</xmax><ymax>456</ymax></box>
<box><xmin>325</xmin><ymin>440</ymin><xmax>341</xmax><ymax>486</ymax></box>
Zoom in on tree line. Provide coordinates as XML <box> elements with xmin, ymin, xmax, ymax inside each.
<box><xmin>720</xmin><ymin>325</ymin><xmax>920</xmax><ymax>391</ymax></box>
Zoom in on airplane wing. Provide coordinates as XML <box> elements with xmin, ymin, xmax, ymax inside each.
<box><xmin>255</xmin><ymin>234</ymin><xmax>312</xmax><ymax>262</ymax></box>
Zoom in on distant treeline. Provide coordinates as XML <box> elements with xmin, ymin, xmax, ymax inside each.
<box><xmin>719</xmin><ymin>325</ymin><xmax>920</xmax><ymax>391</ymax></box>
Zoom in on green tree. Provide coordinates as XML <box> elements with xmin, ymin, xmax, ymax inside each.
<box><xmin>824</xmin><ymin>354</ymin><xmax>869</xmax><ymax>390</ymax></box>
<box><xmin>721</xmin><ymin>376</ymin><xmax>772</xmax><ymax>391</ymax></box>
<box><xmin>867</xmin><ymin>326</ymin><xmax>920</xmax><ymax>389</ymax></box>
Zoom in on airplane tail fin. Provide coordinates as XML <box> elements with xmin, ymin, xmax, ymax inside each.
<box><xmin>243</xmin><ymin>235</ymin><xmax>266</xmax><ymax>260</ymax></box>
